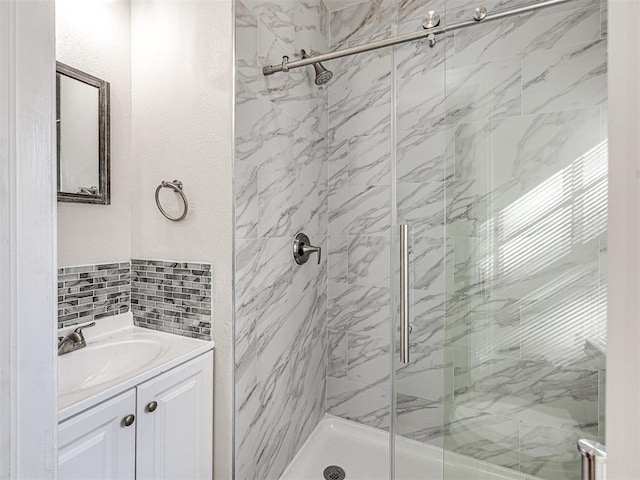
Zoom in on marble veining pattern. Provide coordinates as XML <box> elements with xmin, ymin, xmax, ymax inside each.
<box><xmin>327</xmin><ymin>376</ymin><xmax>390</xmax><ymax>429</ymax></box>
<box><xmin>449</xmin><ymin>5</ymin><xmax>601</xmax><ymax>67</ymax></box>
<box><xmin>329</xmin><ymin>0</ymin><xmax>396</xmax><ymax>46</ymax></box>
<box><xmin>491</xmin><ymin>107</ymin><xmax>603</xmax><ymax>180</ymax></box>
<box><xmin>522</xmin><ymin>39</ymin><xmax>607</xmax><ymax>114</ymax></box>
<box><xmin>328</xmin><ymin>282</ymin><xmax>390</xmax><ymax>337</ymax></box>
<box><xmin>329</xmin><ymin>34</ymin><xmax>392</xmax><ymax>93</ymax></box>
<box><xmin>326</xmin><ymin>1</ymin><xmax>396</xmax><ymax>437</ymax></box>
<box><xmin>328</xmin><ymin>185</ymin><xmax>391</xmax><ymax>235</ymax></box>
<box><xmin>234</xmin><ymin>1</ymin><xmax>329</xmax><ymax>478</ymax></box>
<box><xmin>396</xmin><ymin>126</ymin><xmax>451</xmax><ymax>184</ymax></box>
<box><xmin>328</xmin><ymin>85</ymin><xmax>391</xmax><ymax>143</ymax></box>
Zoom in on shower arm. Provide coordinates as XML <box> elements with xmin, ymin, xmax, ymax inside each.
<box><xmin>262</xmin><ymin>0</ymin><xmax>576</xmax><ymax>77</ymax></box>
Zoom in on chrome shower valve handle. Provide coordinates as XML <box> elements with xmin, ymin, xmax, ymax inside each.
<box><xmin>293</xmin><ymin>232</ymin><xmax>321</xmax><ymax>265</ymax></box>
<box><xmin>301</xmin><ymin>242</ymin><xmax>322</xmax><ymax>264</ymax></box>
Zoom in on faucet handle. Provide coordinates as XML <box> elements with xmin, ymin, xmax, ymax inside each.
<box><xmin>301</xmin><ymin>243</ymin><xmax>322</xmax><ymax>264</ymax></box>
<box><xmin>293</xmin><ymin>232</ymin><xmax>322</xmax><ymax>265</ymax></box>
<box><xmin>74</xmin><ymin>321</ymin><xmax>96</xmax><ymax>336</ymax></box>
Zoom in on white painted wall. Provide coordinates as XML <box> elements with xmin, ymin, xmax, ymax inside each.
<box><xmin>607</xmin><ymin>1</ymin><xmax>640</xmax><ymax>478</ymax></box>
<box><xmin>131</xmin><ymin>0</ymin><xmax>234</xmax><ymax>477</ymax></box>
<box><xmin>55</xmin><ymin>0</ymin><xmax>132</xmax><ymax>267</ymax></box>
<box><xmin>0</xmin><ymin>0</ymin><xmax>57</xmax><ymax>477</ymax></box>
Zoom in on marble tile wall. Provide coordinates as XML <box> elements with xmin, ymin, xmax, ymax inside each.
<box><xmin>326</xmin><ymin>1</ymin><xmax>608</xmax><ymax>479</ymax></box>
<box><xmin>326</xmin><ymin>0</ymin><xmax>451</xmax><ymax>446</ymax></box>
<box><xmin>234</xmin><ymin>0</ymin><xmax>330</xmax><ymax>478</ymax></box>
<box><xmin>130</xmin><ymin>259</ymin><xmax>212</xmax><ymax>340</ymax></box>
<box><xmin>325</xmin><ymin>0</ymin><xmax>396</xmax><ymax>437</ymax></box>
<box><xmin>443</xmin><ymin>1</ymin><xmax>607</xmax><ymax>478</ymax></box>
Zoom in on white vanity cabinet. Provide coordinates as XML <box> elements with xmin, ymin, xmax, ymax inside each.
<box><xmin>58</xmin><ymin>351</ymin><xmax>213</xmax><ymax>480</ymax></box>
<box><xmin>58</xmin><ymin>389</ymin><xmax>136</xmax><ymax>479</ymax></box>
<box><xmin>136</xmin><ymin>350</ymin><xmax>213</xmax><ymax>479</ymax></box>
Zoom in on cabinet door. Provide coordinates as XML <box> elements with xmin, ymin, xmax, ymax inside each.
<box><xmin>136</xmin><ymin>351</ymin><xmax>213</xmax><ymax>480</ymax></box>
<box><xmin>58</xmin><ymin>389</ymin><xmax>136</xmax><ymax>480</ymax></box>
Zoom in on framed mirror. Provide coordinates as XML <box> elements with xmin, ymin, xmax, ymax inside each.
<box><xmin>56</xmin><ymin>61</ymin><xmax>110</xmax><ymax>204</ymax></box>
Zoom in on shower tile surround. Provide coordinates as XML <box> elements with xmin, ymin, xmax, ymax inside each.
<box><xmin>233</xmin><ymin>0</ymin><xmax>607</xmax><ymax>479</ymax></box>
<box><xmin>57</xmin><ymin>260</ymin><xmax>212</xmax><ymax>341</ymax></box>
<box><xmin>324</xmin><ymin>1</ymin><xmax>607</xmax><ymax>480</ymax></box>
<box><xmin>234</xmin><ymin>0</ymin><xmax>330</xmax><ymax>478</ymax></box>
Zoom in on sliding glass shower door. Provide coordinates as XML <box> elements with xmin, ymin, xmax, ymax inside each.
<box><xmin>391</xmin><ymin>1</ymin><xmax>608</xmax><ymax>480</ymax></box>
<box><xmin>391</xmin><ymin>7</ymin><xmax>449</xmax><ymax>480</ymax></box>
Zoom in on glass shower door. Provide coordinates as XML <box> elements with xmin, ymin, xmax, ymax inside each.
<box><xmin>391</xmin><ymin>8</ymin><xmax>449</xmax><ymax>480</ymax></box>
<box><xmin>391</xmin><ymin>1</ymin><xmax>608</xmax><ymax>480</ymax></box>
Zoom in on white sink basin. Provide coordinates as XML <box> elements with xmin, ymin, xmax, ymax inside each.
<box><xmin>58</xmin><ymin>337</ymin><xmax>168</xmax><ymax>394</ymax></box>
<box><xmin>58</xmin><ymin>316</ymin><xmax>212</xmax><ymax>420</ymax></box>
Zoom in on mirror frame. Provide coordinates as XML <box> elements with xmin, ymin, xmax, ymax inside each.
<box><xmin>56</xmin><ymin>61</ymin><xmax>111</xmax><ymax>205</ymax></box>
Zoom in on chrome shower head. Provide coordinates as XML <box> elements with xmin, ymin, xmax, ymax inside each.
<box><xmin>301</xmin><ymin>49</ymin><xmax>333</xmax><ymax>86</ymax></box>
<box><xmin>312</xmin><ymin>63</ymin><xmax>333</xmax><ymax>85</ymax></box>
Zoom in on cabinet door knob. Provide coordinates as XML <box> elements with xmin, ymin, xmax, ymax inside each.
<box><xmin>122</xmin><ymin>414</ymin><xmax>135</xmax><ymax>427</ymax></box>
<box><xmin>147</xmin><ymin>401</ymin><xmax>158</xmax><ymax>413</ymax></box>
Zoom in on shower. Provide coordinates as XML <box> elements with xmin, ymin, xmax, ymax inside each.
<box><xmin>236</xmin><ymin>0</ymin><xmax>609</xmax><ymax>478</ymax></box>
<box><xmin>300</xmin><ymin>49</ymin><xmax>333</xmax><ymax>86</ymax></box>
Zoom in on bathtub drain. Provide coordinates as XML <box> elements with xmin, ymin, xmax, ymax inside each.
<box><xmin>323</xmin><ymin>465</ymin><xmax>345</xmax><ymax>480</ymax></box>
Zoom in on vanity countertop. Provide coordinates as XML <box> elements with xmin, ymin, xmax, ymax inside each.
<box><xmin>58</xmin><ymin>313</ymin><xmax>213</xmax><ymax>422</ymax></box>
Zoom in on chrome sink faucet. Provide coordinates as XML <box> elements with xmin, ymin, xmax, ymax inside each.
<box><xmin>58</xmin><ymin>322</ymin><xmax>96</xmax><ymax>355</ymax></box>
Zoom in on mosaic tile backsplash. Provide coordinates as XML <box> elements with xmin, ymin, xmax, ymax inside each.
<box><xmin>57</xmin><ymin>262</ymin><xmax>131</xmax><ymax>328</ymax></box>
<box><xmin>58</xmin><ymin>260</ymin><xmax>212</xmax><ymax>341</ymax></box>
<box><xmin>131</xmin><ymin>259</ymin><xmax>212</xmax><ymax>340</ymax></box>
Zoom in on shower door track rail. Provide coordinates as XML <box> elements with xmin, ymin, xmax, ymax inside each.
<box><xmin>262</xmin><ymin>0</ymin><xmax>576</xmax><ymax>77</ymax></box>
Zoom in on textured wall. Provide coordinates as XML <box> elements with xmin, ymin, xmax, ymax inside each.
<box><xmin>325</xmin><ymin>1</ymin><xmax>608</xmax><ymax>479</ymax></box>
<box><xmin>233</xmin><ymin>0</ymin><xmax>330</xmax><ymax>478</ymax></box>
<box><xmin>130</xmin><ymin>0</ymin><xmax>235</xmax><ymax>477</ymax></box>
<box><xmin>56</xmin><ymin>0</ymin><xmax>132</xmax><ymax>267</ymax></box>
<box><xmin>56</xmin><ymin>0</ymin><xmax>234</xmax><ymax>475</ymax></box>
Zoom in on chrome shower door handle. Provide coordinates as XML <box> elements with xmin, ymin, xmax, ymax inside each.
<box><xmin>400</xmin><ymin>224</ymin><xmax>410</xmax><ymax>364</ymax></box>
<box><xmin>578</xmin><ymin>439</ymin><xmax>606</xmax><ymax>480</ymax></box>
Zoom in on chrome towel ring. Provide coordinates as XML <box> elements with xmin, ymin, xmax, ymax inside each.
<box><xmin>155</xmin><ymin>180</ymin><xmax>189</xmax><ymax>221</ymax></box>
